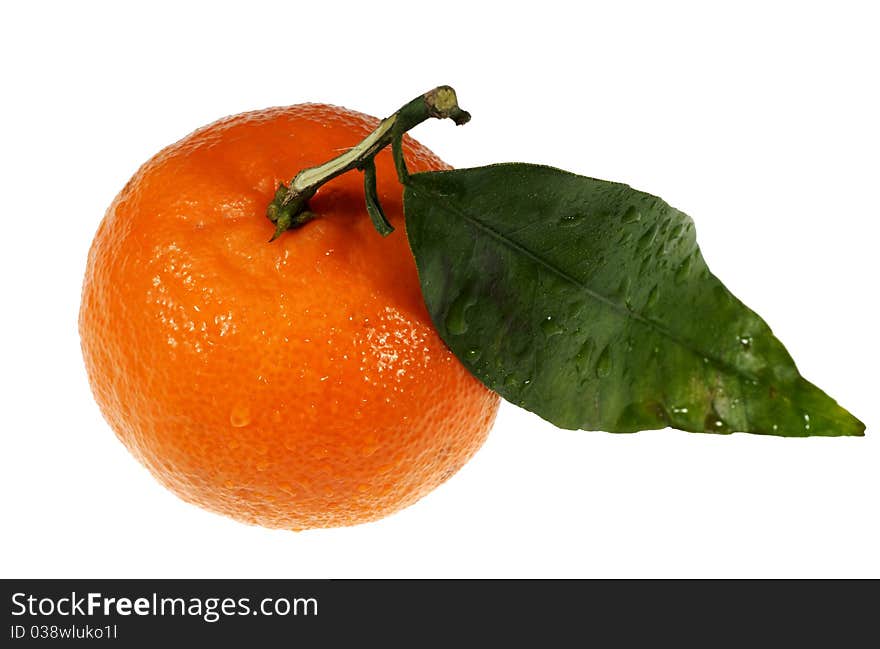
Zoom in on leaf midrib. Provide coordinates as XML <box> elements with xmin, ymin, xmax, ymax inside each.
<box><xmin>408</xmin><ymin>177</ymin><xmax>761</xmax><ymax>385</ymax></box>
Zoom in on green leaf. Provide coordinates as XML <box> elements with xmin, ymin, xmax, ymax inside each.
<box><xmin>361</xmin><ymin>158</ymin><xmax>394</xmax><ymax>236</ymax></box>
<box><xmin>403</xmin><ymin>163</ymin><xmax>864</xmax><ymax>437</ymax></box>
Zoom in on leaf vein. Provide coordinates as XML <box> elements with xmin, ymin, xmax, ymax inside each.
<box><xmin>414</xmin><ymin>183</ymin><xmax>760</xmax><ymax>384</ymax></box>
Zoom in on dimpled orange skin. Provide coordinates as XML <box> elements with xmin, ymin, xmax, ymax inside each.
<box><xmin>79</xmin><ymin>104</ymin><xmax>500</xmax><ymax>530</ymax></box>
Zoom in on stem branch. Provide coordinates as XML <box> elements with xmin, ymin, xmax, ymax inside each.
<box><xmin>267</xmin><ymin>86</ymin><xmax>470</xmax><ymax>240</ymax></box>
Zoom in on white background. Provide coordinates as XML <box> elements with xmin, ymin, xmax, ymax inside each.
<box><xmin>2</xmin><ymin>1</ymin><xmax>878</xmax><ymax>578</ymax></box>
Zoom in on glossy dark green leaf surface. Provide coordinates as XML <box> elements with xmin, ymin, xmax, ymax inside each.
<box><xmin>403</xmin><ymin>163</ymin><xmax>864</xmax><ymax>436</ymax></box>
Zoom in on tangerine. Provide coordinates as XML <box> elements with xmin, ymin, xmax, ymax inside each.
<box><xmin>79</xmin><ymin>103</ymin><xmax>500</xmax><ymax>529</ymax></box>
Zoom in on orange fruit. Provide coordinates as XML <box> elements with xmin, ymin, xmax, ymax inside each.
<box><xmin>79</xmin><ymin>104</ymin><xmax>500</xmax><ymax>530</ymax></box>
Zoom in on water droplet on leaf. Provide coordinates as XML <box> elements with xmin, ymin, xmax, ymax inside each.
<box><xmin>704</xmin><ymin>411</ymin><xmax>728</xmax><ymax>433</ymax></box>
<box><xmin>615</xmin><ymin>277</ymin><xmax>631</xmax><ymax>301</ymax></box>
<box><xmin>658</xmin><ymin>220</ymin><xmax>670</xmax><ymax>236</ymax></box>
<box><xmin>595</xmin><ymin>346</ymin><xmax>613</xmax><ymax>378</ymax></box>
<box><xmin>445</xmin><ymin>292</ymin><xmax>474</xmax><ymax>335</ymax></box>
<box><xmin>622</xmin><ymin>206</ymin><xmax>641</xmax><ymax>224</ymax></box>
<box><xmin>645</xmin><ymin>285</ymin><xmax>660</xmax><ymax>308</ymax></box>
<box><xmin>637</xmin><ymin>224</ymin><xmax>659</xmax><ymax>251</ymax></box>
<box><xmin>540</xmin><ymin>316</ymin><xmax>563</xmax><ymax>337</ymax></box>
<box><xmin>575</xmin><ymin>338</ymin><xmax>595</xmax><ymax>376</ymax></box>
<box><xmin>559</xmin><ymin>213</ymin><xmax>587</xmax><ymax>227</ymax></box>
<box><xmin>675</xmin><ymin>254</ymin><xmax>693</xmax><ymax>283</ymax></box>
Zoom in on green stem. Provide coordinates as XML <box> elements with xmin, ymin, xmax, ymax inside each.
<box><xmin>267</xmin><ymin>86</ymin><xmax>470</xmax><ymax>241</ymax></box>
